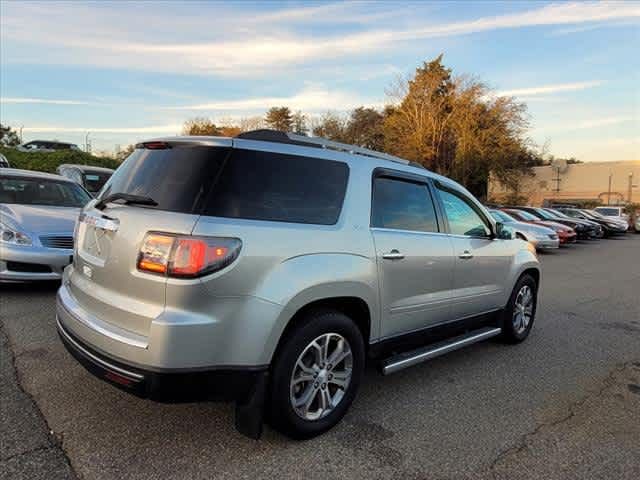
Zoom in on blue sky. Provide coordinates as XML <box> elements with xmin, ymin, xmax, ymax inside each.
<box><xmin>0</xmin><ymin>0</ymin><xmax>638</xmax><ymax>160</ymax></box>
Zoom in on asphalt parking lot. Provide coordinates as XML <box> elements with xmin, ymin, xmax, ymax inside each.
<box><xmin>1</xmin><ymin>235</ymin><xmax>639</xmax><ymax>480</ymax></box>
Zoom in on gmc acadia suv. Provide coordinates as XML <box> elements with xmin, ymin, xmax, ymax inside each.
<box><xmin>56</xmin><ymin>130</ymin><xmax>540</xmax><ymax>439</ymax></box>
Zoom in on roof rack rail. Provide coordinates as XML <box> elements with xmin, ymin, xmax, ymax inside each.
<box><xmin>235</xmin><ymin>129</ymin><xmax>414</xmax><ymax>166</ymax></box>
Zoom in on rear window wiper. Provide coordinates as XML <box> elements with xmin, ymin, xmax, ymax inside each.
<box><xmin>95</xmin><ymin>192</ymin><xmax>158</xmax><ymax>210</ymax></box>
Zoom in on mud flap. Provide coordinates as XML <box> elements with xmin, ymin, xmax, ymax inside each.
<box><xmin>235</xmin><ymin>371</ymin><xmax>268</xmax><ymax>439</ymax></box>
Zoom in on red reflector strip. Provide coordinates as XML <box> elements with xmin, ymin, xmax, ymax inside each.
<box><xmin>105</xmin><ymin>371</ymin><xmax>135</xmax><ymax>387</ymax></box>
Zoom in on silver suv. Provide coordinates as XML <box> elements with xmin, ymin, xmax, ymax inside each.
<box><xmin>56</xmin><ymin>131</ymin><xmax>540</xmax><ymax>439</ymax></box>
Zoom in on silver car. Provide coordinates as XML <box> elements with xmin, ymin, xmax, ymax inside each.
<box><xmin>1</xmin><ymin>169</ymin><xmax>91</xmax><ymax>281</ymax></box>
<box><xmin>56</xmin><ymin>131</ymin><xmax>541</xmax><ymax>439</ymax></box>
<box><xmin>489</xmin><ymin>209</ymin><xmax>559</xmax><ymax>250</ymax></box>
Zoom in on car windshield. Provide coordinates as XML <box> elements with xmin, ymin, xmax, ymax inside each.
<box><xmin>595</xmin><ymin>207</ymin><xmax>620</xmax><ymax>216</ymax></box>
<box><xmin>587</xmin><ymin>210</ymin><xmax>605</xmax><ymax>219</ymax></box>
<box><xmin>0</xmin><ymin>176</ymin><xmax>91</xmax><ymax>207</ymax></box>
<box><xmin>534</xmin><ymin>208</ymin><xmax>557</xmax><ymax>220</ymax></box>
<box><xmin>82</xmin><ymin>172</ymin><xmax>111</xmax><ymax>194</ymax></box>
<box><xmin>509</xmin><ymin>209</ymin><xmax>537</xmax><ymax>221</ymax></box>
<box><xmin>490</xmin><ymin>210</ymin><xmax>515</xmax><ymax>223</ymax></box>
<box><xmin>579</xmin><ymin>210</ymin><xmax>598</xmax><ymax>220</ymax></box>
<box><xmin>547</xmin><ymin>208</ymin><xmax>569</xmax><ymax>218</ymax></box>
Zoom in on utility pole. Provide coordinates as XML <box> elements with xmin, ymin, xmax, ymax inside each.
<box><xmin>553</xmin><ymin>166</ymin><xmax>561</xmax><ymax>194</ymax></box>
<box><xmin>19</xmin><ymin>125</ymin><xmax>24</xmax><ymax>143</ymax></box>
<box><xmin>629</xmin><ymin>172</ymin><xmax>635</xmax><ymax>203</ymax></box>
<box><xmin>607</xmin><ymin>173</ymin><xmax>613</xmax><ymax>205</ymax></box>
<box><xmin>85</xmin><ymin>132</ymin><xmax>91</xmax><ymax>155</ymax></box>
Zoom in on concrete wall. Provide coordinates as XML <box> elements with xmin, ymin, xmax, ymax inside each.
<box><xmin>489</xmin><ymin>160</ymin><xmax>640</xmax><ymax>206</ymax></box>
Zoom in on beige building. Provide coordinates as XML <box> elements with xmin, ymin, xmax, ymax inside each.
<box><xmin>488</xmin><ymin>160</ymin><xmax>640</xmax><ymax>206</ymax></box>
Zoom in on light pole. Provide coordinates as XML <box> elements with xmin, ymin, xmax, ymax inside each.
<box><xmin>85</xmin><ymin>132</ymin><xmax>91</xmax><ymax>154</ymax></box>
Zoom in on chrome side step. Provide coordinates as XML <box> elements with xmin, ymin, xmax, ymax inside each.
<box><xmin>381</xmin><ymin>327</ymin><xmax>502</xmax><ymax>375</ymax></box>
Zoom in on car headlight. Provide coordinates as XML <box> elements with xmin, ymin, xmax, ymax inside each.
<box><xmin>0</xmin><ymin>221</ymin><xmax>33</xmax><ymax>246</ymax></box>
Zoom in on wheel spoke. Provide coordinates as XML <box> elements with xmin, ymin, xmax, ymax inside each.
<box><xmin>327</xmin><ymin>339</ymin><xmax>351</xmax><ymax>367</ymax></box>
<box><xmin>329</xmin><ymin>370</ymin><xmax>351</xmax><ymax>389</ymax></box>
<box><xmin>319</xmin><ymin>388</ymin><xmax>332</xmax><ymax>411</ymax></box>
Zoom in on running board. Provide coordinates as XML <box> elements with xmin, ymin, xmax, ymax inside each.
<box><xmin>381</xmin><ymin>327</ymin><xmax>502</xmax><ymax>375</ymax></box>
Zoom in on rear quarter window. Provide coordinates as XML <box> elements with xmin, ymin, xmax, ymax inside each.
<box><xmin>203</xmin><ymin>149</ymin><xmax>349</xmax><ymax>225</ymax></box>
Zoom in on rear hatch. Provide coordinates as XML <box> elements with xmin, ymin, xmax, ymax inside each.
<box><xmin>69</xmin><ymin>139</ymin><xmax>232</xmax><ymax>338</ymax></box>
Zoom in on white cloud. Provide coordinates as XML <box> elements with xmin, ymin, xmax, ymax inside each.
<box><xmin>1</xmin><ymin>97</ymin><xmax>92</xmax><ymax>105</ymax></box>
<box><xmin>534</xmin><ymin>115</ymin><xmax>637</xmax><ymax>133</ymax></box>
<box><xmin>495</xmin><ymin>81</ymin><xmax>603</xmax><ymax>97</ymax></box>
<box><xmin>2</xmin><ymin>1</ymin><xmax>638</xmax><ymax>76</ymax></box>
<box><xmin>23</xmin><ymin>124</ymin><xmax>182</xmax><ymax>134</ymax></box>
<box><xmin>170</xmin><ymin>85</ymin><xmax>382</xmax><ymax>112</ymax></box>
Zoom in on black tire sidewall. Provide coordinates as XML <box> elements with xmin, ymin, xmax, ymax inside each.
<box><xmin>268</xmin><ymin>310</ymin><xmax>365</xmax><ymax>439</ymax></box>
<box><xmin>502</xmin><ymin>274</ymin><xmax>537</xmax><ymax>343</ymax></box>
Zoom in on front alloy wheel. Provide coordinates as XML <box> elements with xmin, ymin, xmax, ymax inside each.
<box><xmin>512</xmin><ymin>285</ymin><xmax>534</xmax><ymax>335</ymax></box>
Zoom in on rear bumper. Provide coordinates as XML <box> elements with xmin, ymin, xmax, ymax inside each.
<box><xmin>57</xmin><ymin>315</ymin><xmax>266</xmax><ymax>402</ymax></box>
<box><xmin>0</xmin><ymin>244</ymin><xmax>72</xmax><ymax>282</ymax></box>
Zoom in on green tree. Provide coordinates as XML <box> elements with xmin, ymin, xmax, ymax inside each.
<box><xmin>182</xmin><ymin>117</ymin><xmax>221</xmax><ymax>136</ymax></box>
<box><xmin>0</xmin><ymin>124</ymin><xmax>21</xmax><ymax>147</ymax></box>
<box><xmin>265</xmin><ymin>107</ymin><xmax>294</xmax><ymax>132</ymax></box>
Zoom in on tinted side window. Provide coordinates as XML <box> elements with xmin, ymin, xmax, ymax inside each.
<box><xmin>203</xmin><ymin>149</ymin><xmax>349</xmax><ymax>225</ymax></box>
<box><xmin>372</xmin><ymin>177</ymin><xmax>439</xmax><ymax>232</ymax></box>
<box><xmin>437</xmin><ymin>187</ymin><xmax>491</xmax><ymax>237</ymax></box>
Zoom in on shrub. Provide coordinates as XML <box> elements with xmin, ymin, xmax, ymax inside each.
<box><xmin>0</xmin><ymin>147</ymin><xmax>120</xmax><ymax>174</ymax></box>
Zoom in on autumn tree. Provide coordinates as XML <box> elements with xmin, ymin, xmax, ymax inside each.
<box><xmin>182</xmin><ymin>117</ymin><xmax>221</xmax><ymax>136</ymax></box>
<box><xmin>344</xmin><ymin>107</ymin><xmax>385</xmax><ymax>150</ymax></box>
<box><xmin>239</xmin><ymin>116</ymin><xmax>265</xmax><ymax>132</ymax></box>
<box><xmin>292</xmin><ymin>111</ymin><xmax>308</xmax><ymax>135</ymax></box>
<box><xmin>0</xmin><ymin>124</ymin><xmax>21</xmax><ymax>147</ymax></box>
<box><xmin>265</xmin><ymin>107</ymin><xmax>294</xmax><ymax>132</ymax></box>
<box><xmin>311</xmin><ymin>112</ymin><xmax>347</xmax><ymax>141</ymax></box>
<box><xmin>384</xmin><ymin>55</ymin><xmax>539</xmax><ymax>197</ymax></box>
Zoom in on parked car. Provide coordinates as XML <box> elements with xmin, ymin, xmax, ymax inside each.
<box><xmin>635</xmin><ymin>215</ymin><xmax>640</xmax><ymax>233</ymax></box>
<box><xmin>511</xmin><ymin>206</ymin><xmax>596</xmax><ymax>239</ymax></box>
<box><xmin>543</xmin><ymin>208</ymin><xmax>604</xmax><ymax>238</ymax></box>
<box><xmin>593</xmin><ymin>206</ymin><xmax>629</xmax><ymax>224</ymax></box>
<box><xmin>0</xmin><ymin>154</ymin><xmax>10</xmax><ymax>168</ymax></box>
<box><xmin>17</xmin><ymin>140</ymin><xmax>82</xmax><ymax>153</ymax></box>
<box><xmin>56</xmin><ymin>131</ymin><xmax>540</xmax><ymax>439</ymax></box>
<box><xmin>489</xmin><ymin>209</ymin><xmax>559</xmax><ymax>250</ymax></box>
<box><xmin>57</xmin><ymin>164</ymin><xmax>114</xmax><ymax>196</ymax></box>
<box><xmin>0</xmin><ymin>169</ymin><xmax>91</xmax><ymax>282</ymax></box>
<box><xmin>557</xmin><ymin>208</ymin><xmax>627</xmax><ymax>236</ymax></box>
<box><xmin>502</xmin><ymin>208</ymin><xmax>576</xmax><ymax>244</ymax></box>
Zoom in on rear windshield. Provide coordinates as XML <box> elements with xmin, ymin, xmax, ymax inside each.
<box><xmin>82</xmin><ymin>172</ymin><xmax>112</xmax><ymax>193</ymax></box>
<box><xmin>0</xmin><ymin>176</ymin><xmax>91</xmax><ymax>207</ymax></box>
<box><xmin>594</xmin><ymin>207</ymin><xmax>620</xmax><ymax>216</ymax></box>
<box><xmin>99</xmin><ymin>145</ymin><xmax>349</xmax><ymax>225</ymax></box>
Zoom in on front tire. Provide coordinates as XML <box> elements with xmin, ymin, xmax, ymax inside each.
<box><xmin>268</xmin><ymin>310</ymin><xmax>365</xmax><ymax>439</ymax></box>
<box><xmin>501</xmin><ymin>274</ymin><xmax>537</xmax><ymax>343</ymax></box>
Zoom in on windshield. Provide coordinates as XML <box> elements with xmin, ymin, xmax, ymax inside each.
<box><xmin>534</xmin><ymin>208</ymin><xmax>556</xmax><ymax>220</ymax></box>
<box><xmin>0</xmin><ymin>176</ymin><xmax>91</xmax><ymax>207</ymax></box>
<box><xmin>490</xmin><ymin>210</ymin><xmax>515</xmax><ymax>223</ymax></box>
<box><xmin>547</xmin><ymin>208</ymin><xmax>569</xmax><ymax>218</ymax></box>
<box><xmin>509</xmin><ymin>209</ymin><xmax>537</xmax><ymax>221</ymax></box>
<box><xmin>587</xmin><ymin>210</ymin><xmax>605</xmax><ymax>219</ymax></box>
<box><xmin>594</xmin><ymin>207</ymin><xmax>620</xmax><ymax>216</ymax></box>
<box><xmin>82</xmin><ymin>172</ymin><xmax>112</xmax><ymax>194</ymax></box>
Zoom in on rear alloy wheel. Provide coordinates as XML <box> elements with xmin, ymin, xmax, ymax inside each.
<box><xmin>501</xmin><ymin>274</ymin><xmax>537</xmax><ymax>343</ymax></box>
<box><xmin>269</xmin><ymin>310</ymin><xmax>364</xmax><ymax>439</ymax></box>
<box><xmin>290</xmin><ymin>333</ymin><xmax>353</xmax><ymax>421</ymax></box>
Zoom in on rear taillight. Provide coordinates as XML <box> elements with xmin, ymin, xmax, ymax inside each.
<box><xmin>137</xmin><ymin>233</ymin><xmax>241</xmax><ymax>278</ymax></box>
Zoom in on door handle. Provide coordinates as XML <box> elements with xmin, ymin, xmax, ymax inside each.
<box><xmin>383</xmin><ymin>249</ymin><xmax>405</xmax><ymax>260</ymax></box>
<box><xmin>459</xmin><ymin>250</ymin><xmax>474</xmax><ymax>259</ymax></box>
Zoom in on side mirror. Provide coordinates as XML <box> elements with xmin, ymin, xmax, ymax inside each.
<box><xmin>495</xmin><ymin>222</ymin><xmax>514</xmax><ymax>240</ymax></box>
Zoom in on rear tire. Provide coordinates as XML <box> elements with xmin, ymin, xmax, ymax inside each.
<box><xmin>268</xmin><ymin>310</ymin><xmax>365</xmax><ymax>439</ymax></box>
<box><xmin>501</xmin><ymin>274</ymin><xmax>537</xmax><ymax>343</ymax></box>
